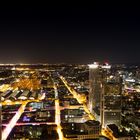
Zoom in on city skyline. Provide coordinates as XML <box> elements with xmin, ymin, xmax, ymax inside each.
<box><xmin>1</xmin><ymin>63</ymin><xmax>139</xmax><ymax>139</ymax></box>
<box><xmin>0</xmin><ymin>6</ymin><xmax>140</xmax><ymax>64</ymax></box>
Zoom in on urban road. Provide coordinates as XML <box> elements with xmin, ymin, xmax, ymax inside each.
<box><xmin>1</xmin><ymin>73</ymin><xmax>113</xmax><ymax>140</ymax></box>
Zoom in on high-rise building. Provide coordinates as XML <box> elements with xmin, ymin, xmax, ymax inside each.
<box><xmin>88</xmin><ymin>62</ymin><xmax>122</xmax><ymax>128</ymax></box>
<box><xmin>103</xmin><ymin>72</ymin><xmax>122</xmax><ymax>127</ymax></box>
<box><xmin>88</xmin><ymin>62</ymin><xmax>103</xmax><ymax>122</ymax></box>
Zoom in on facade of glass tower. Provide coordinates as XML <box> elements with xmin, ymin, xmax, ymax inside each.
<box><xmin>88</xmin><ymin>62</ymin><xmax>122</xmax><ymax>128</ymax></box>
<box><xmin>88</xmin><ymin>62</ymin><xmax>102</xmax><ymax>122</ymax></box>
<box><xmin>103</xmin><ymin>73</ymin><xmax>122</xmax><ymax>127</ymax></box>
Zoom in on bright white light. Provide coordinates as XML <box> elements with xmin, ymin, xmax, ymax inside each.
<box><xmin>88</xmin><ymin>62</ymin><xmax>99</xmax><ymax>69</ymax></box>
<box><xmin>29</xmin><ymin>97</ymin><xmax>35</xmax><ymax>100</ymax></box>
<box><xmin>39</xmin><ymin>93</ymin><xmax>45</xmax><ymax>100</ymax></box>
<box><xmin>18</xmin><ymin>96</ymin><xmax>27</xmax><ymax>100</ymax></box>
<box><xmin>1</xmin><ymin>97</ymin><xmax>4</xmax><ymax>101</ymax></box>
<box><xmin>102</xmin><ymin>63</ymin><xmax>111</xmax><ymax>69</ymax></box>
<box><xmin>125</xmin><ymin>79</ymin><xmax>135</xmax><ymax>82</ymax></box>
<box><xmin>110</xmin><ymin>75</ymin><xmax>113</xmax><ymax>79</ymax></box>
<box><xmin>102</xmin><ymin>65</ymin><xmax>111</xmax><ymax>69</ymax></box>
<box><xmin>5</xmin><ymin>99</ymin><xmax>12</xmax><ymax>103</ymax></box>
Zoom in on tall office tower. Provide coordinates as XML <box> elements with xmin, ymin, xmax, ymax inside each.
<box><xmin>103</xmin><ymin>72</ymin><xmax>122</xmax><ymax>127</ymax></box>
<box><xmin>88</xmin><ymin>62</ymin><xmax>122</xmax><ymax>128</ymax></box>
<box><xmin>88</xmin><ymin>62</ymin><xmax>103</xmax><ymax>122</ymax></box>
<box><xmin>100</xmin><ymin>63</ymin><xmax>111</xmax><ymax>127</ymax></box>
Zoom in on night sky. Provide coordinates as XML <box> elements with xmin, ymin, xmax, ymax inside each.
<box><xmin>0</xmin><ymin>5</ymin><xmax>140</xmax><ymax>64</ymax></box>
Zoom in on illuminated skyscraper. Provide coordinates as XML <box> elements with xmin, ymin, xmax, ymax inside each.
<box><xmin>88</xmin><ymin>62</ymin><xmax>122</xmax><ymax>127</ymax></box>
<box><xmin>103</xmin><ymin>72</ymin><xmax>122</xmax><ymax>127</ymax></box>
<box><xmin>88</xmin><ymin>62</ymin><xmax>102</xmax><ymax>122</ymax></box>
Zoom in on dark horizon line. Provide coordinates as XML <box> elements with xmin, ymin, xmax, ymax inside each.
<box><xmin>0</xmin><ymin>62</ymin><xmax>140</xmax><ymax>66</ymax></box>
